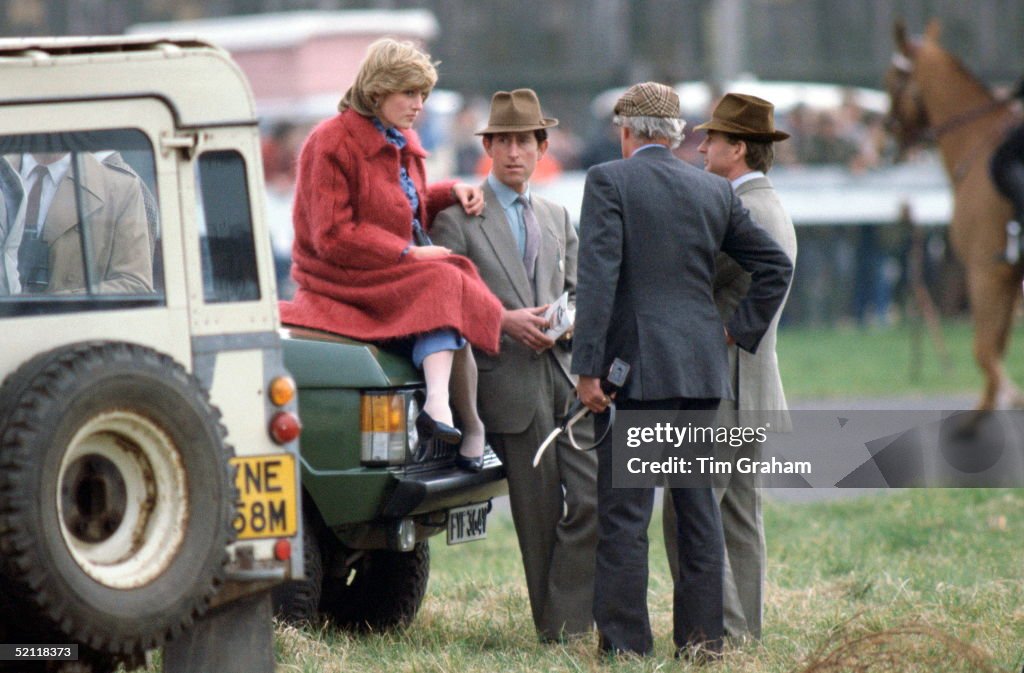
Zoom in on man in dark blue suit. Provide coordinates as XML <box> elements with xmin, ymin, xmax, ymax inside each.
<box><xmin>572</xmin><ymin>82</ymin><xmax>793</xmax><ymax>659</ymax></box>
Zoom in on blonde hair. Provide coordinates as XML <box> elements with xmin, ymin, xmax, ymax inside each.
<box><xmin>338</xmin><ymin>38</ymin><xmax>438</xmax><ymax>115</ymax></box>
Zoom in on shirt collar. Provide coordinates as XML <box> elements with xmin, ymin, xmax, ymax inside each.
<box><xmin>22</xmin><ymin>153</ymin><xmax>72</xmax><ymax>184</ymax></box>
<box><xmin>371</xmin><ymin>117</ymin><xmax>407</xmax><ymax>149</ymax></box>
<box><xmin>632</xmin><ymin>143</ymin><xmax>666</xmax><ymax>155</ymax></box>
<box><xmin>731</xmin><ymin>170</ymin><xmax>765</xmax><ymax>189</ymax></box>
<box><xmin>487</xmin><ymin>173</ymin><xmax>530</xmax><ymax>209</ymax></box>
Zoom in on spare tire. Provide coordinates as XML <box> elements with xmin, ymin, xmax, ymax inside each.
<box><xmin>0</xmin><ymin>342</ymin><xmax>235</xmax><ymax>655</ymax></box>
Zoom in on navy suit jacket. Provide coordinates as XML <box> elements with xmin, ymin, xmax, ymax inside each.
<box><xmin>571</xmin><ymin>145</ymin><xmax>793</xmax><ymax>401</ymax></box>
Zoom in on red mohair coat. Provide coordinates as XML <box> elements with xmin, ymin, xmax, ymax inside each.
<box><xmin>279</xmin><ymin>109</ymin><xmax>503</xmax><ymax>353</ymax></box>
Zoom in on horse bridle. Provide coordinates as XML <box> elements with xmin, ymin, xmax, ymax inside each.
<box><xmin>888</xmin><ymin>51</ymin><xmax>1015</xmax><ymax>146</ymax></box>
<box><xmin>887</xmin><ymin>51</ymin><xmax>1020</xmax><ymax>184</ymax></box>
<box><xmin>886</xmin><ymin>52</ymin><xmax>931</xmax><ymax>148</ymax></box>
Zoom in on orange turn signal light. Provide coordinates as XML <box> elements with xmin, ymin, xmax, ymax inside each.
<box><xmin>269</xmin><ymin>375</ymin><xmax>296</xmax><ymax>406</ymax></box>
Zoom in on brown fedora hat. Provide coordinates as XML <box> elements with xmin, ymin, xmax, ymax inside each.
<box><xmin>694</xmin><ymin>93</ymin><xmax>790</xmax><ymax>141</ymax></box>
<box><xmin>475</xmin><ymin>88</ymin><xmax>558</xmax><ymax>135</ymax></box>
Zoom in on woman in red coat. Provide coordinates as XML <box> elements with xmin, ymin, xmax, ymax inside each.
<box><xmin>280</xmin><ymin>39</ymin><xmax>503</xmax><ymax>471</ymax></box>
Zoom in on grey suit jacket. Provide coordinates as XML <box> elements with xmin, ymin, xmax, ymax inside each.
<box><xmin>571</xmin><ymin>146</ymin><xmax>793</xmax><ymax>401</ymax></box>
<box><xmin>0</xmin><ymin>157</ymin><xmax>25</xmax><ymax>294</ymax></box>
<box><xmin>432</xmin><ymin>182</ymin><xmax>577</xmax><ymax>434</ymax></box>
<box><xmin>714</xmin><ymin>176</ymin><xmax>798</xmax><ymax>430</ymax></box>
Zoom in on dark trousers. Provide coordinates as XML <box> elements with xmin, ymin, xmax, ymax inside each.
<box><xmin>593</xmin><ymin>396</ymin><xmax>724</xmax><ymax>655</ymax></box>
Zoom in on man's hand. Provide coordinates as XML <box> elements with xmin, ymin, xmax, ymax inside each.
<box><xmin>452</xmin><ymin>183</ymin><xmax>485</xmax><ymax>216</ymax></box>
<box><xmin>724</xmin><ymin>327</ymin><xmax>735</xmax><ymax>345</ymax></box>
<box><xmin>501</xmin><ymin>306</ymin><xmax>555</xmax><ymax>351</ymax></box>
<box><xmin>576</xmin><ymin>375</ymin><xmax>611</xmax><ymax>414</ymax></box>
<box><xmin>408</xmin><ymin>245</ymin><xmax>452</xmax><ymax>260</ymax></box>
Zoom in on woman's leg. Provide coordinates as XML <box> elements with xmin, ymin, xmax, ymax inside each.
<box><xmin>450</xmin><ymin>344</ymin><xmax>485</xmax><ymax>458</ymax></box>
<box><xmin>420</xmin><ymin>349</ymin><xmax>454</xmax><ymax>427</ymax></box>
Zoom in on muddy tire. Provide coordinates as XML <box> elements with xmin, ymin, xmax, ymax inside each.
<box><xmin>0</xmin><ymin>342</ymin><xmax>235</xmax><ymax>655</ymax></box>
<box><xmin>271</xmin><ymin>510</ymin><xmax>324</xmax><ymax>623</ymax></box>
<box><xmin>319</xmin><ymin>541</ymin><xmax>430</xmax><ymax>631</ymax></box>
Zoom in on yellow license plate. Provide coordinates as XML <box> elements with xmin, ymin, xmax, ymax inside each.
<box><xmin>230</xmin><ymin>454</ymin><xmax>298</xmax><ymax>540</ymax></box>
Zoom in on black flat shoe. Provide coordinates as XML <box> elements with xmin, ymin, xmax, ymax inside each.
<box><xmin>416</xmin><ymin>411</ymin><xmax>462</xmax><ymax>445</ymax></box>
<box><xmin>454</xmin><ymin>453</ymin><xmax>484</xmax><ymax>473</ymax></box>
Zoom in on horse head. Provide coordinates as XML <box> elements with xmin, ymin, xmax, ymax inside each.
<box><xmin>884</xmin><ymin>19</ymin><xmax>934</xmax><ymax>159</ymax></box>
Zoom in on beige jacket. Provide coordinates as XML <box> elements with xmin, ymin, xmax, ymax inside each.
<box><xmin>10</xmin><ymin>152</ymin><xmax>151</xmax><ymax>294</ymax></box>
<box><xmin>715</xmin><ymin>175</ymin><xmax>798</xmax><ymax>431</ymax></box>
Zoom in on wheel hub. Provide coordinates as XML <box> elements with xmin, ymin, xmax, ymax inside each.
<box><xmin>61</xmin><ymin>453</ymin><xmax>128</xmax><ymax>544</ymax></box>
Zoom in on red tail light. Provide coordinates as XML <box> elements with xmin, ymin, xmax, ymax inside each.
<box><xmin>269</xmin><ymin>411</ymin><xmax>301</xmax><ymax>444</ymax></box>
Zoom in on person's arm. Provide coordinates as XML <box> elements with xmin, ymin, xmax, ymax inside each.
<box><xmin>303</xmin><ymin>139</ymin><xmax>410</xmax><ymax>269</ymax></box>
<box><xmin>98</xmin><ymin>176</ymin><xmax>153</xmax><ymax>294</ymax></box>
<box><xmin>712</xmin><ymin>251</ymin><xmax>750</xmax><ymax>322</ymax></box>
<box><xmin>424</xmin><ymin>179</ymin><xmax>459</xmax><ymax>223</ymax></box>
<box><xmin>571</xmin><ymin>165</ymin><xmax>622</xmax><ymax>378</ymax></box>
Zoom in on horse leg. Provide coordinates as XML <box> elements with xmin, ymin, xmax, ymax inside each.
<box><xmin>966</xmin><ymin>265</ymin><xmax>1022</xmax><ymax>409</ymax></box>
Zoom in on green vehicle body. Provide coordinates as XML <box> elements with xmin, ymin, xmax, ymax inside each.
<box><xmin>281</xmin><ymin>326</ymin><xmax>507</xmax><ymax>554</ymax></box>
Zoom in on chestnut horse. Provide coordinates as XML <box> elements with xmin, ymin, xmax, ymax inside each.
<box><xmin>886</xmin><ymin>19</ymin><xmax>1023</xmax><ymax>409</ymax></box>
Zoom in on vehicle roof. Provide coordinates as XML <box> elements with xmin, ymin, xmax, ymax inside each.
<box><xmin>127</xmin><ymin>9</ymin><xmax>439</xmax><ymax>52</ymax></box>
<box><xmin>0</xmin><ymin>36</ymin><xmax>257</xmax><ymax>128</ymax></box>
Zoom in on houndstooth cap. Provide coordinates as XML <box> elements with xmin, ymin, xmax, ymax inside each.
<box><xmin>613</xmin><ymin>82</ymin><xmax>681</xmax><ymax>118</ymax></box>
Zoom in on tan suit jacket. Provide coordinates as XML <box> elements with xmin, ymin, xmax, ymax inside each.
<box><xmin>10</xmin><ymin>153</ymin><xmax>152</xmax><ymax>294</ymax></box>
<box><xmin>715</xmin><ymin>175</ymin><xmax>797</xmax><ymax>429</ymax></box>
<box><xmin>432</xmin><ymin>182</ymin><xmax>577</xmax><ymax>434</ymax></box>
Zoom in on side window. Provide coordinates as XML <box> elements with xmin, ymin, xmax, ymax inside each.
<box><xmin>195</xmin><ymin>151</ymin><xmax>260</xmax><ymax>303</ymax></box>
<box><xmin>0</xmin><ymin>129</ymin><xmax>162</xmax><ymax>316</ymax></box>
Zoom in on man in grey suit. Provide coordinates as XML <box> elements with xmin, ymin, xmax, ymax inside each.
<box><xmin>432</xmin><ymin>89</ymin><xmax>598</xmax><ymax>642</ymax></box>
<box><xmin>572</xmin><ymin>82</ymin><xmax>792</xmax><ymax>658</ymax></box>
<box><xmin>664</xmin><ymin>93</ymin><xmax>798</xmax><ymax>642</ymax></box>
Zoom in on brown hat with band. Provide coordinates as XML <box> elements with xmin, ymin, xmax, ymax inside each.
<box><xmin>694</xmin><ymin>93</ymin><xmax>790</xmax><ymax>141</ymax></box>
<box><xmin>475</xmin><ymin>88</ymin><xmax>558</xmax><ymax>135</ymax></box>
<box><xmin>613</xmin><ymin>81</ymin><xmax>680</xmax><ymax>118</ymax></box>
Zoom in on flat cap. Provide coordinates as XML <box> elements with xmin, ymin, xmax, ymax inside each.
<box><xmin>613</xmin><ymin>82</ymin><xmax>680</xmax><ymax>118</ymax></box>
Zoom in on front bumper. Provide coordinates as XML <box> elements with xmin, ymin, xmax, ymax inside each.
<box><xmin>380</xmin><ymin>450</ymin><xmax>506</xmax><ymax>518</ymax></box>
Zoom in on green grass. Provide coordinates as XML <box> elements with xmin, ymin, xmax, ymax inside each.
<box><xmin>776</xmin><ymin>320</ymin><xmax>1024</xmax><ymax>400</ymax></box>
<box><xmin>252</xmin><ymin>489</ymin><xmax>1023</xmax><ymax>673</ymax></box>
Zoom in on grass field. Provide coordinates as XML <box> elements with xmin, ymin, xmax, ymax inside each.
<box><xmin>257</xmin><ymin>489</ymin><xmax>1024</xmax><ymax>673</ymax></box>
<box><xmin>776</xmin><ymin>319</ymin><xmax>1024</xmax><ymax>400</ymax></box>
<box><xmin>128</xmin><ymin>323</ymin><xmax>1024</xmax><ymax>672</ymax></box>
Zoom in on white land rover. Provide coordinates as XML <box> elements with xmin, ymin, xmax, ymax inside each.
<box><xmin>0</xmin><ymin>37</ymin><xmax>301</xmax><ymax>673</ymax></box>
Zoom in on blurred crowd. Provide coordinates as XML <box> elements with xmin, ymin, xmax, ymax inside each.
<box><xmin>260</xmin><ymin>87</ymin><xmax>898</xmax><ymax>190</ymax></box>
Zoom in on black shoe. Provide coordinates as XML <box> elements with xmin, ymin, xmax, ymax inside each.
<box><xmin>598</xmin><ymin>633</ymin><xmax>651</xmax><ymax>658</ymax></box>
<box><xmin>416</xmin><ymin>411</ymin><xmax>462</xmax><ymax>445</ymax></box>
<box><xmin>454</xmin><ymin>453</ymin><xmax>484</xmax><ymax>473</ymax></box>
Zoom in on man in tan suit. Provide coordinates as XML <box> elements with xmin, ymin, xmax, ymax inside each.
<box><xmin>664</xmin><ymin>93</ymin><xmax>797</xmax><ymax>641</ymax></box>
<box><xmin>13</xmin><ymin>151</ymin><xmax>152</xmax><ymax>295</ymax></box>
<box><xmin>432</xmin><ymin>89</ymin><xmax>597</xmax><ymax>642</ymax></box>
